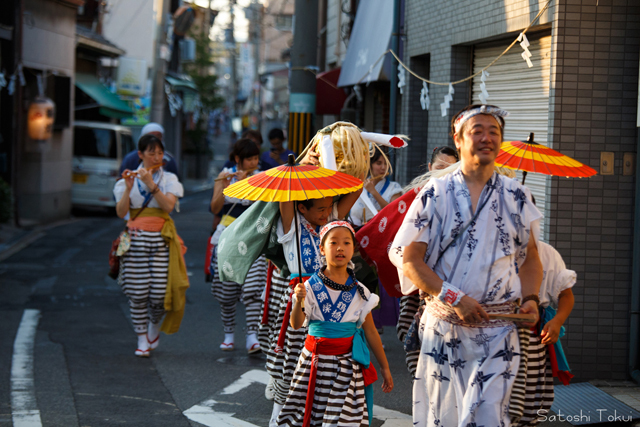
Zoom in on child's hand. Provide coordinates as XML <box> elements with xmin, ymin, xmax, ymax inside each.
<box><xmin>540</xmin><ymin>317</ymin><xmax>562</xmax><ymax>345</ymax></box>
<box><xmin>380</xmin><ymin>367</ymin><xmax>393</xmax><ymax>393</ymax></box>
<box><xmin>294</xmin><ymin>282</ymin><xmax>306</xmax><ymax>303</ymax></box>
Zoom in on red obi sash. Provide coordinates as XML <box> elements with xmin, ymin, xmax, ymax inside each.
<box><xmin>261</xmin><ymin>262</ymin><xmax>277</xmax><ymax>325</ymax></box>
<box><xmin>302</xmin><ymin>335</ymin><xmax>378</xmax><ymax>427</ymax></box>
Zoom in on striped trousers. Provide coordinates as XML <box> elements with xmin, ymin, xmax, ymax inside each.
<box><xmin>211</xmin><ymin>252</ymin><xmax>267</xmax><ymax>335</ymax></box>
<box><xmin>119</xmin><ymin>230</ymin><xmax>168</xmax><ymax>334</ymax></box>
<box><xmin>258</xmin><ymin>268</ymin><xmax>290</xmax><ymax>352</ymax></box>
<box><xmin>514</xmin><ymin>329</ymin><xmax>554</xmax><ymax>426</ymax></box>
<box><xmin>265</xmin><ymin>282</ymin><xmax>307</xmax><ymax>405</ymax></box>
<box><xmin>396</xmin><ymin>294</ymin><xmax>421</xmax><ymax>378</ymax></box>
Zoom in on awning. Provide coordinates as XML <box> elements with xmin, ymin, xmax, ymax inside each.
<box><xmin>75</xmin><ymin>73</ymin><xmax>134</xmax><ymax>119</ymax></box>
<box><xmin>337</xmin><ymin>0</ymin><xmax>394</xmax><ymax>87</ymax></box>
<box><xmin>165</xmin><ymin>75</ymin><xmax>198</xmax><ymax>93</ymax></box>
<box><xmin>316</xmin><ymin>68</ymin><xmax>348</xmax><ymax>115</ymax></box>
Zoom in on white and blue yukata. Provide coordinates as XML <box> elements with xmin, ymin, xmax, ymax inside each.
<box><xmin>266</xmin><ymin>206</ymin><xmax>341</xmax><ymax>405</ymax></box>
<box><xmin>350</xmin><ymin>177</ymin><xmax>403</xmax><ymax>227</ymax></box>
<box><xmin>390</xmin><ymin>168</ymin><xmax>541</xmax><ymax>427</ymax></box>
<box><xmin>277</xmin><ymin>273</ymin><xmax>379</xmax><ymax>427</ymax></box>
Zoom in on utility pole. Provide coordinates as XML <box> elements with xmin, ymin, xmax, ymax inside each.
<box><xmin>228</xmin><ymin>0</ymin><xmax>238</xmax><ymax>117</ymax></box>
<box><xmin>151</xmin><ymin>0</ymin><xmax>171</xmax><ymax>124</ymax></box>
<box><xmin>250</xmin><ymin>1</ymin><xmax>262</xmax><ymax>132</ymax></box>
<box><xmin>288</xmin><ymin>0</ymin><xmax>318</xmax><ymax>156</ymax></box>
<box><xmin>388</xmin><ymin>0</ymin><xmax>401</xmax><ymax>174</ymax></box>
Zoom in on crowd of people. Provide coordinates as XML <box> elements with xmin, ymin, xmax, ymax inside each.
<box><xmin>112</xmin><ymin>105</ymin><xmax>577</xmax><ymax>427</ymax></box>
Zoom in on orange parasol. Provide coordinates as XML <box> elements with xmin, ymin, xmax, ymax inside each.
<box><xmin>223</xmin><ymin>156</ymin><xmax>362</xmax><ymax>202</ymax></box>
<box><xmin>496</xmin><ymin>133</ymin><xmax>597</xmax><ymax>184</ymax></box>
<box><xmin>223</xmin><ymin>155</ymin><xmax>363</xmax><ymax>301</ymax></box>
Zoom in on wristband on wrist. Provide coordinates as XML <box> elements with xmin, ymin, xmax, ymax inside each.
<box><xmin>521</xmin><ymin>294</ymin><xmax>540</xmax><ymax>306</ymax></box>
<box><xmin>151</xmin><ymin>184</ymin><xmax>160</xmax><ymax>195</ymax></box>
<box><xmin>438</xmin><ymin>281</ymin><xmax>465</xmax><ymax>307</ymax></box>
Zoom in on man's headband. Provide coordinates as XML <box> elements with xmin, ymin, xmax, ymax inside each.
<box><xmin>319</xmin><ymin>221</ymin><xmax>355</xmax><ymax>242</ymax></box>
<box><xmin>454</xmin><ymin>105</ymin><xmax>509</xmax><ymax>135</ymax></box>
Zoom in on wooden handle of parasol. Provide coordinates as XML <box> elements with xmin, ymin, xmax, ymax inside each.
<box><xmin>122</xmin><ymin>161</ymin><xmax>166</xmax><ymax>178</ymax></box>
<box><xmin>214</xmin><ymin>167</ymin><xmax>259</xmax><ymax>182</ymax></box>
<box><xmin>488</xmin><ymin>313</ymin><xmax>537</xmax><ymax>323</ymax></box>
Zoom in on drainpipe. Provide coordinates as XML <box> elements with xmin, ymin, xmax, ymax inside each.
<box><xmin>630</xmin><ymin>129</ymin><xmax>640</xmax><ymax>383</ymax></box>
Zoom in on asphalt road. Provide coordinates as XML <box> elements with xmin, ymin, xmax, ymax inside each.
<box><xmin>1</xmin><ymin>191</ymin><xmax>632</xmax><ymax>427</ymax></box>
<box><xmin>0</xmin><ymin>191</ymin><xmax>415</xmax><ymax>427</ymax></box>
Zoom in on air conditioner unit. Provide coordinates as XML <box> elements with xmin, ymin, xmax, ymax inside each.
<box><xmin>180</xmin><ymin>39</ymin><xmax>196</xmax><ymax>63</ymax></box>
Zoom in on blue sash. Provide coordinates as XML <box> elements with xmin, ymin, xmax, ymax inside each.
<box><xmin>308</xmin><ymin>274</ymin><xmax>357</xmax><ymax>323</ymax></box>
<box><xmin>540</xmin><ymin>306</ymin><xmax>571</xmax><ymax>372</ymax></box>
<box><xmin>308</xmin><ymin>320</ymin><xmax>374</xmax><ymax>425</ymax></box>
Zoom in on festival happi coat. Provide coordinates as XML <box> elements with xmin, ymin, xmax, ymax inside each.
<box><xmin>390</xmin><ymin>168</ymin><xmax>541</xmax><ymax>427</ymax></box>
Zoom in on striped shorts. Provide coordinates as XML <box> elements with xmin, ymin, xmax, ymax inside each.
<box><xmin>211</xmin><ymin>252</ymin><xmax>267</xmax><ymax>335</ymax></box>
<box><xmin>276</xmin><ymin>348</ymin><xmax>369</xmax><ymax>427</ymax></box>
<box><xmin>119</xmin><ymin>230</ymin><xmax>169</xmax><ymax>334</ymax></box>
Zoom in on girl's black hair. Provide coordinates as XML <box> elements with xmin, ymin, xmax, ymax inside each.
<box><xmin>370</xmin><ymin>148</ymin><xmax>387</xmax><ymax>165</ymax></box>
<box><xmin>430</xmin><ymin>146</ymin><xmax>459</xmax><ymax>164</ymax></box>
<box><xmin>138</xmin><ymin>134</ymin><xmax>164</xmax><ymax>153</ymax></box>
<box><xmin>229</xmin><ymin>138</ymin><xmax>260</xmax><ymax>162</ymax></box>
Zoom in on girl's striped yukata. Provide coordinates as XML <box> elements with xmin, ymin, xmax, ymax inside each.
<box><xmin>277</xmin><ymin>273</ymin><xmax>379</xmax><ymax>427</ymax></box>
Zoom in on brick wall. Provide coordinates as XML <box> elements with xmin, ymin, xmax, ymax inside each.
<box><xmin>547</xmin><ymin>0</ymin><xmax>639</xmax><ymax>380</ymax></box>
<box><xmin>401</xmin><ymin>0</ymin><xmax>640</xmax><ymax>381</ymax></box>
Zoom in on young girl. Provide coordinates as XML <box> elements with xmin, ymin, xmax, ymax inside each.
<box><xmin>277</xmin><ymin>221</ymin><xmax>393</xmax><ymax>427</ymax></box>
<box><xmin>210</xmin><ymin>138</ymin><xmax>267</xmax><ymax>353</ymax></box>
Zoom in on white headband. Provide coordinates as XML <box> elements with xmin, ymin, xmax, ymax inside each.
<box><xmin>454</xmin><ymin>105</ymin><xmax>509</xmax><ymax>134</ymax></box>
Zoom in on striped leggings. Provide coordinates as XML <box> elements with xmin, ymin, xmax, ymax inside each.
<box><xmin>211</xmin><ymin>253</ymin><xmax>267</xmax><ymax>335</ymax></box>
<box><xmin>397</xmin><ymin>294</ymin><xmax>422</xmax><ymax>378</ymax></box>
<box><xmin>119</xmin><ymin>230</ymin><xmax>168</xmax><ymax>334</ymax></box>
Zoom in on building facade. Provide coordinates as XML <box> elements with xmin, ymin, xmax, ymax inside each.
<box><xmin>398</xmin><ymin>0</ymin><xmax>640</xmax><ymax>381</ymax></box>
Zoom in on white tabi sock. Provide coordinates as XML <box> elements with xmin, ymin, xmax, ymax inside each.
<box><xmin>269</xmin><ymin>402</ymin><xmax>284</xmax><ymax>427</ymax></box>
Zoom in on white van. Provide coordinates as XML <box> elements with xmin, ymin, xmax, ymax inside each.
<box><xmin>71</xmin><ymin>121</ymin><xmax>134</xmax><ymax>207</ymax></box>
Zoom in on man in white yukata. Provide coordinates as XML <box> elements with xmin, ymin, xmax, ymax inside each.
<box><xmin>390</xmin><ymin>104</ymin><xmax>544</xmax><ymax>427</ymax></box>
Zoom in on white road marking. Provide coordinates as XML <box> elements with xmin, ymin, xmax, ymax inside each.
<box><xmin>184</xmin><ymin>399</ymin><xmax>259</xmax><ymax>427</ymax></box>
<box><xmin>11</xmin><ymin>309</ymin><xmax>42</xmax><ymax>427</ymax></box>
<box><xmin>373</xmin><ymin>404</ymin><xmax>413</xmax><ymax>425</ymax></box>
<box><xmin>221</xmin><ymin>369</ymin><xmax>270</xmax><ymax>395</ymax></box>
<box><xmin>183</xmin><ymin>368</ymin><xmax>411</xmax><ymax>426</ymax></box>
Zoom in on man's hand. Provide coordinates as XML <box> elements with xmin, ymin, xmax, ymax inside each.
<box><xmin>453</xmin><ymin>295</ymin><xmax>490</xmax><ymax>323</ymax></box>
<box><xmin>518</xmin><ymin>300</ymin><xmax>539</xmax><ymax>328</ymax></box>
<box><xmin>540</xmin><ymin>317</ymin><xmax>562</xmax><ymax>345</ymax></box>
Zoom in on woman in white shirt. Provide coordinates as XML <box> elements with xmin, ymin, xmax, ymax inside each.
<box><xmin>114</xmin><ymin>134</ymin><xmax>187</xmax><ymax>357</ymax></box>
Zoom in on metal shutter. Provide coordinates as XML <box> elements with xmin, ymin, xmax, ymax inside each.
<box><xmin>472</xmin><ymin>35</ymin><xmax>552</xmax><ymax>240</ymax></box>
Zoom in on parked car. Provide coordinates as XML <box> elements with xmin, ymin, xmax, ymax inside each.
<box><xmin>72</xmin><ymin>121</ymin><xmax>134</xmax><ymax>207</ymax></box>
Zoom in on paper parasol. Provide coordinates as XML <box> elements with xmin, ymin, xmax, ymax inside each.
<box><xmin>496</xmin><ymin>132</ymin><xmax>597</xmax><ymax>184</ymax></box>
<box><xmin>223</xmin><ymin>157</ymin><xmax>363</xmax><ymax>202</ymax></box>
<box><xmin>223</xmin><ymin>155</ymin><xmax>363</xmax><ymax>301</ymax></box>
